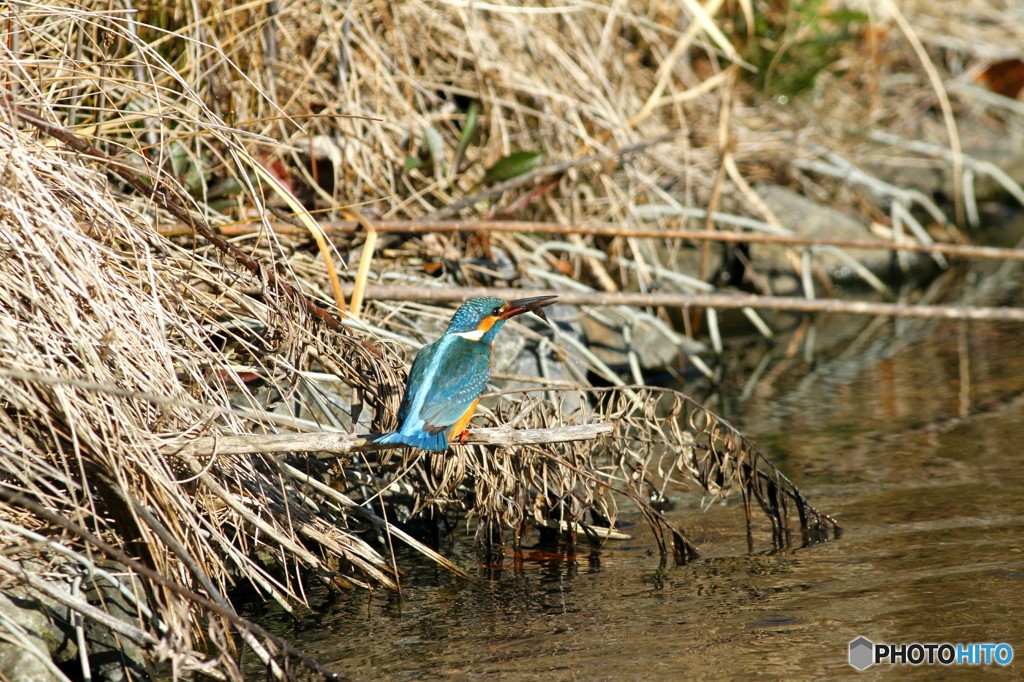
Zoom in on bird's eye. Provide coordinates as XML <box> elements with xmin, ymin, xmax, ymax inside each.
<box><xmin>491</xmin><ymin>306</ymin><xmax>503</xmax><ymax>316</ymax></box>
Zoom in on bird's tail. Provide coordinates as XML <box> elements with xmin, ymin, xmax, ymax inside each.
<box><xmin>374</xmin><ymin>430</ymin><xmax>449</xmax><ymax>452</ymax></box>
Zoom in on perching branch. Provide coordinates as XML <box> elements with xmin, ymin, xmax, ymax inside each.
<box><xmin>165</xmin><ymin>422</ymin><xmax>613</xmax><ymax>459</ymax></box>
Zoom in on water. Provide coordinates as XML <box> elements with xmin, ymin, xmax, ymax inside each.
<box><xmin>246</xmin><ymin>314</ymin><xmax>1024</xmax><ymax>679</ymax></box>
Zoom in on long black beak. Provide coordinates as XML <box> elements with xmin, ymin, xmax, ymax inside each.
<box><xmin>499</xmin><ymin>295</ymin><xmax>558</xmax><ymax>321</ymax></box>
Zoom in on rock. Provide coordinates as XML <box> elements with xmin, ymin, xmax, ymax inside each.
<box><xmin>579</xmin><ymin>306</ymin><xmax>703</xmax><ymax>372</ymax></box>
<box><xmin>0</xmin><ymin>557</ymin><xmax>151</xmax><ymax>681</ymax></box>
<box><xmin>80</xmin><ymin>567</ymin><xmax>150</xmax><ymax>681</ymax></box>
<box><xmin>0</xmin><ymin>590</ymin><xmax>66</xmax><ymax>682</ymax></box>
<box><xmin>753</xmin><ymin>184</ymin><xmax>932</xmax><ymax>285</ymax></box>
<box><xmin>864</xmin><ymin>115</ymin><xmax>1024</xmax><ymax>205</ymax></box>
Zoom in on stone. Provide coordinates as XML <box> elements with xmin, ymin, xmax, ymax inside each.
<box><xmin>753</xmin><ymin>184</ymin><xmax>931</xmax><ymax>285</ymax></box>
<box><xmin>865</xmin><ymin>115</ymin><xmax>1024</xmax><ymax>205</ymax></box>
<box><xmin>579</xmin><ymin>307</ymin><xmax>697</xmax><ymax>372</ymax></box>
<box><xmin>80</xmin><ymin>569</ymin><xmax>150</xmax><ymax>681</ymax></box>
<box><xmin>0</xmin><ymin>558</ymin><xmax>151</xmax><ymax>681</ymax></box>
<box><xmin>0</xmin><ymin>591</ymin><xmax>66</xmax><ymax>682</ymax></box>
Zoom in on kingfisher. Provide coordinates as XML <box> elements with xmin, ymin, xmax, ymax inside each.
<box><xmin>374</xmin><ymin>295</ymin><xmax>557</xmax><ymax>451</ymax></box>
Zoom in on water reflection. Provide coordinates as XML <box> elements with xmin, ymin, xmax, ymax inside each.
<box><xmin>245</xmin><ymin>316</ymin><xmax>1024</xmax><ymax>679</ymax></box>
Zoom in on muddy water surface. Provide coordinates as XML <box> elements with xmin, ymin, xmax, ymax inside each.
<box><xmin>249</xmin><ymin>314</ymin><xmax>1024</xmax><ymax>679</ymax></box>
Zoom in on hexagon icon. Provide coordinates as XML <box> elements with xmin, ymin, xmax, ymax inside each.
<box><xmin>849</xmin><ymin>637</ymin><xmax>874</xmax><ymax>670</ymax></box>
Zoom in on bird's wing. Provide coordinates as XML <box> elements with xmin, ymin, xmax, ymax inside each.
<box><xmin>408</xmin><ymin>336</ymin><xmax>490</xmax><ymax>435</ymax></box>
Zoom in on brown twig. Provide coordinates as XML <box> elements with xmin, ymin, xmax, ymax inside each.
<box><xmin>342</xmin><ymin>284</ymin><xmax>1024</xmax><ymax>323</ymax></box>
<box><xmin>207</xmin><ymin>219</ymin><xmax>1024</xmax><ymax>263</ymax></box>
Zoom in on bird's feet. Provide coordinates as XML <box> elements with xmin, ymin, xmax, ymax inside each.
<box><xmin>455</xmin><ymin>429</ymin><xmax>470</xmax><ymax>445</ymax></box>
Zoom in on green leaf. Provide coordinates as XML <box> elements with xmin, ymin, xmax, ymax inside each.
<box><xmin>403</xmin><ymin>155</ymin><xmax>423</xmax><ymax>172</ymax></box>
<box><xmin>452</xmin><ymin>100</ymin><xmax>479</xmax><ymax>175</ymax></box>
<box><xmin>823</xmin><ymin>10</ymin><xmax>868</xmax><ymax>23</ymax></box>
<box><xmin>184</xmin><ymin>159</ymin><xmax>206</xmax><ymax>194</ymax></box>
<box><xmin>207</xmin><ymin>175</ymin><xmax>244</xmax><ymax>200</ymax></box>
<box><xmin>481</xmin><ymin>151</ymin><xmax>544</xmax><ymax>185</ymax></box>
<box><xmin>168</xmin><ymin>141</ymin><xmax>190</xmax><ymax>178</ymax></box>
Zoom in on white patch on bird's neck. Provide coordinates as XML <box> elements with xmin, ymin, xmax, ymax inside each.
<box><xmin>452</xmin><ymin>329</ymin><xmax>486</xmax><ymax>342</ymax></box>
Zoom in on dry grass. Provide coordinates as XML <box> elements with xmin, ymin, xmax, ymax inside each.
<box><xmin>0</xmin><ymin>66</ymin><xmax>407</xmax><ymax>680</ymax></box>
<box><xmin>1</xmin><ymin>0</ymin><xmax>1020</xmax><ymax>677</ymax></box>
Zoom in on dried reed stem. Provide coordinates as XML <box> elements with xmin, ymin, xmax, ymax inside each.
<box><xmin>346</xmin><ymin>208</ymin><xmax>378</xmax><ymax>319</ymax></box>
